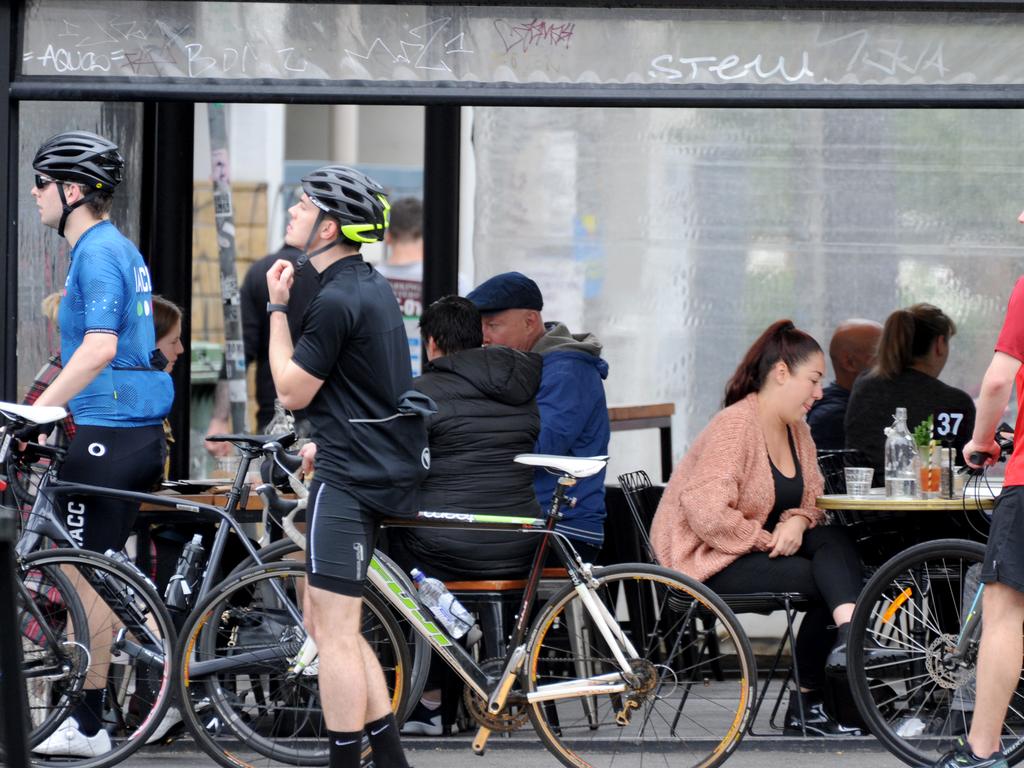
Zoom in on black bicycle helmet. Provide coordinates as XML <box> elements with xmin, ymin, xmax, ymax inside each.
<box><xmin>33</xmin><ymin>130</ymin><xmax>123</xmax><ymax>190</ymax></box>
<box><xmin>301</xmin><ymin>165</ymin><xmax>390</xmax><ymax>245</ymax></box>
<box><xmin>33</xmin><ymin>131</ymin><xmax>123</xmax><ymax>238</ymax></box>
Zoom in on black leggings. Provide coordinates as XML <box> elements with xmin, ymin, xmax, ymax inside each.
<box><xmin>705</xmin><ymin>525</ymin><xmax>862</xmax><ymax>691</ymax></box>
<box><xmin>57</xmin><ymin>424</ymin><xmax>166</xmax><ymax>554</ymax></box>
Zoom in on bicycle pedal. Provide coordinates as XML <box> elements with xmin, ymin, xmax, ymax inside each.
<box><xmin>615</xmin><ymin>699</ymin><xmax>640</xmax><ymax>726</ymax></box>
<box><xmin>471</xmin><ymin>725</ymin><xmax>492</xmax><ymax>755</ymax></box>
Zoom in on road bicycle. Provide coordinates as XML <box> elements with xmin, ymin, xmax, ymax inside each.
<box><xmin>1</xmin><ymin>402</ymin><xmax>177</xmax><ymax>768</ymax></box>
<box><xmin>180</xmin><ymin>452</ymin><xmax>758</xmax><ymax>768</ymax></box>
<box><xmin>0</xmin><ymin>402</ymin><xmax>409</xmax><ymax>768</ymax></box>
<box><xmin>845</xmin><ymin>434</ymin><xmax>1024</xmax><ymax>766</ymax></box>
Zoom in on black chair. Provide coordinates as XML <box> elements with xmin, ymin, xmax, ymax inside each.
<box><xmin>617</xmin><ymin>470</ymin><xmax>815</xmax><ymax>735</ymax></box>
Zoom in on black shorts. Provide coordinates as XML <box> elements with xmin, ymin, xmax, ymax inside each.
<box><xmin>307</xmin><ymin>479</ymin><xmax>378</xmax><ymax>597</ymax></box>
<box><xmin>981</xmin><ymin>484</ymin><xmax>1024</xmax><ymax>593</ymax></box>
<box><xmin>57</xmin><ymin>424</ymin><xmax>166</xmax><ymax>554</ymax></box>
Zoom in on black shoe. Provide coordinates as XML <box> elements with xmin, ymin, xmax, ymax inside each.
<box><xmin>827</xmin><ymin>634</ymin><xmax>917</xmax><ymax>671</ymax></box>
<box><xmin>399</xmin><ymin>702</ymin><xmax>443</xmax><ymax>737</ymax></box>
<box><xmin>783</xmin><ymin>690</ymin><xmax>862</xmax><ymax>737</ymax></box>
<box><xmin>925</xmin><ymin>737</ymin><xmax>1007</xmax><ymax>767</ymax></box>
<box><xmin>826</xmin><ymin>622</ymin><xmax>851</xmax><ymax>670</ymax></box>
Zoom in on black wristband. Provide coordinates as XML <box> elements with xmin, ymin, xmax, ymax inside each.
<box><xmin>266</xmin><ymin>302</ymin><xmax>289</xmax><ymax>315</ymax></box>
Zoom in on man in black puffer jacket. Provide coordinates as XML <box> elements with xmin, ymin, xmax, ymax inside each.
<box><xmin>389</xmin><ymin>295</ymin><xmax>543</xmax><ymax>581</ymax></box>
<box><xmin>389</xmin><ymin>295</ymin><xmax>543</xmax><ymax>736</ymax></box>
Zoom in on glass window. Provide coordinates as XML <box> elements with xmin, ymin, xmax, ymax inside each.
<box><xmin>470</xmin><ymin>107</ymin><xmax>1024</xmax><ymax>478</ymax></box>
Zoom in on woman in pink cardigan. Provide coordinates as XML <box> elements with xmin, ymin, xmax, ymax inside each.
<box><xmin>650</xmin><ymin>320</ymin><xmax>863</xmax><ymax>736</ymax></box>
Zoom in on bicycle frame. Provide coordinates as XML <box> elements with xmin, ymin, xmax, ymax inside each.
<box><xmin>371</xmin><ymin>476</ymin><xmax>641</xmax><ymax>710</ymax></box>
<box><xmin>7</xmin><ymin>438</ymin><xmax>303</xmax><ymax>627</ymax></box>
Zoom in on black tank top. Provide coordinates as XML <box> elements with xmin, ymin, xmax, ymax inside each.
<box><xmin>764</xmin><ymin>427</ymin><xmax>803</xmax><ymax>532</ymax></box>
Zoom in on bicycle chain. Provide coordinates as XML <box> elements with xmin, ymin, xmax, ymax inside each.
<box><xmin>462</xmin><ymin>658</ymin><xmax>529</xmax><ymax>733</ymax></box>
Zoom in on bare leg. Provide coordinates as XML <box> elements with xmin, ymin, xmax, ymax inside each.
<box><xmin>832</xmin><ymin>602</ymin><xmax>854</xmax><ymax>625</ymax></box>
<box><xmin>360</xmin><ymin>636</ymin><xmax>394</xmax><ymax>723</ymax></box>
<box><xmin>305</xmin><ymin>584</ymin><xmax>394</xmax><ymax>731</ymax></box>
<box><xmin>967</xmin><ymin>582</ymin><xmax>1024</xmax><ymax>758</ymax></box>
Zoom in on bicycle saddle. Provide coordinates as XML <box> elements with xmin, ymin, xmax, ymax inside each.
<box><xmin>206</xmin><ymin>432</ymin><xmax>297</xmax><ymax>450</ymax></box>
<box><xmin>514</xmin><ymin>454</ymin><xmax>609</xmax><ymax>478</ymax></box>
<box><xmin>0</xmin><ymin>401</ymin><xmax>68</xmax><ymax>426</ymax></box>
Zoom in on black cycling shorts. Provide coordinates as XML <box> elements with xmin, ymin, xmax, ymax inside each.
<box><xmin>56</xmin><ymin>424</ymin><xmax>166</xmax><ymax>554</ymax></box>
<box><xmin>306</xmin><ymin>479</ymin><xmax>378</xmax><ymax>597</ymax></box>
<box><xmin>981</xmin><ymin>484</ymin><xmax>1024</xmax><ymax>594</ymax></box>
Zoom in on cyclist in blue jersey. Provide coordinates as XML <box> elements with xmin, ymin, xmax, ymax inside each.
<box><xmin>27</xmin><ymin>130</ymin><xmax>174</xmax><ymax>758</ymax></box>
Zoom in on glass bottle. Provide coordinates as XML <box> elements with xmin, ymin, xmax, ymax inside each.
<box><xmin>884</xmin><ymin>407</ymin><xmax>918</xmax><ymax>498</ymax></box>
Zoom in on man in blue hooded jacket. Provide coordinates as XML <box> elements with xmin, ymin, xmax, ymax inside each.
<box><xmin>467</xmin><ymin>272</ymin><xmax>610</xmax><ymax>561</ymax></box>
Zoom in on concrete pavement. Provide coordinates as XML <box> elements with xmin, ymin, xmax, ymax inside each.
<box><xmin>120</xmin><ymin>740</ymin><xmax>910</xmax><ymax>768</ymax></box>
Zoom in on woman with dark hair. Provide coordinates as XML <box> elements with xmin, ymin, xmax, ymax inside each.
<box><xmin>650</xmin><ymin>320</ymin><xmax>864</xmax><ymax>736</ymax></box>
<box><xmin>845</xmin><ymin>303</ymin><xmax>976</xmax><ymax>482</ymax></box>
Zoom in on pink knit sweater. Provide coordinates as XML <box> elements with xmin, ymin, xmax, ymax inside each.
<box><xmin>650</xmin><ymin>393</ymin><xmax>824</xmax><ymax>582</ymax></box>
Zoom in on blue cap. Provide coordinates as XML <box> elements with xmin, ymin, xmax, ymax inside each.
<box><xmin>466</xmin><ymin>272</ymin><xmax>544</xmax><ymax>314</ymax></box>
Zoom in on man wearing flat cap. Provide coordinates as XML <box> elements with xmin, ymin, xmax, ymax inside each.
<box><xmin>467</xmin><ymin>272</ymin><xmax>610</xmax><ymax>561</ymax></box>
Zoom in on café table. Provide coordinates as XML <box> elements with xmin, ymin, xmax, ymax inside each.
<box><xmin>816</xmin><ymin>484</ymin><xmax>998</xmax><ymax>513</ymax></box>
<box><xmin>816</xmin><ymin>484</ymin><xmax>999</xmax><ymax>565</ymax></box>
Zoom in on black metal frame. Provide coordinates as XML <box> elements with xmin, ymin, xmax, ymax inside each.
<box><xmin>141</xmin><ymin>102</ymin><xmax>196</xmax><ymax>480</ymax></box>
<box><xmin>3</xmin><ymin>0</ymin><xmax>1024</xmax><ymax>463</ymax></box>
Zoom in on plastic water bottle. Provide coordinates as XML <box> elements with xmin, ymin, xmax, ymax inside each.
<box><xmin>410</xmin><ymin>568</ymin><xmax>475</xmax><ymax>639</ymax></box>
<box><xmin>165</xmin><ymin>534</ymin><xmax>205</xmax><ymax>611</ymax></box>
<box><xmin>884</xmin><ymin>407</ymin><xmax>917</xmax><ymax>498</ymax></box>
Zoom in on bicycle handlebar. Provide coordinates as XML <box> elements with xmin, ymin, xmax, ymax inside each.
<box><xmin>966</xmin><ymin>423</ymin><xmax>1014</xmax><ymax>472</ymax></box>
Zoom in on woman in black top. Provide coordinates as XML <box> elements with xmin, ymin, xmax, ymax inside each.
<box><xmin>845</xmin><ymin>303</ymin><xmax>976</xmax><ymax>483</ymax></box>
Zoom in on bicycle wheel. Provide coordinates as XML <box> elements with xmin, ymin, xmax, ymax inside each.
<box><xmin>847</xmin><ymin>539</ymin><xmax>1024</xmax><ymax>766</ymax></box>
<box><xmin>177</xmin><ymin>561</ymin><xmax>410</xmax><ymax>768</ymax></box>
<box><xmin>17</xmin><ymin>556</ymin><xmax>90</xmax><ymax>745</ymax></box>
<box><xmin>524</xmin><ymin>563</ymin><xmax>755</xmax><ymax>768</ymax></box>
<box><xmin>20</xmin><ymin>548</ymin><xmax>177</xmax><ymax>768</ymax></box>
<box><xmin>227</xmin><ymin>542</ymin><xmax>430</xmax><ymax>724</ymax></box>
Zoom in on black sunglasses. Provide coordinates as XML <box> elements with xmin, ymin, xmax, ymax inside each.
<box><xmin>34</xmin><ymin>174</ymin><xmax>56</xmax><ymax>189</ymax></box>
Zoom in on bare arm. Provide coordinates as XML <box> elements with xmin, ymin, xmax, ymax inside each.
<box><xmin>33</xmin><ymin>332</ymin><xmax>117</xmax><ymax>408</ymax></box>
<box><xmin>963</xmin><ymin>351</ymin><xmax>1021</xmax><ymax>466</ymax></box>
<box><xmin>267</xmin><ymin>259</ymin><xmax>324</xmax><ymax>411</ymax></box>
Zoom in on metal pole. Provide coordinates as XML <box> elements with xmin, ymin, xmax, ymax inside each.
<box><xmin>1</xmin><ymin>0</ymin><xmax>18</xmax><ymax>402</ymax></box>
<box><xmin>207</xmin><ymin>103</ymin><xmax>247</xmax><ymax>433</ymax></box>
<box><xmin>423</xmin><ymin>105</ymin><xmax>461</xmax><ymax>305</ymax></box>
<box><xmin>0</xmin><ymin>507</ymin><xmax>29</xmax><ymax>768</ymax></box>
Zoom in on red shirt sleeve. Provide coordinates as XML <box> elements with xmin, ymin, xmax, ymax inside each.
<box><xmin>995</xmin><ymin>277</ymin><xmax>1024</xmax><ymax>362</ymax></box>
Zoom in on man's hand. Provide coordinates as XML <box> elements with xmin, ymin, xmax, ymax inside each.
<box><xmin>963</xmin><ymin>438</ymin><xmax>1001</xmax><ymax>469</ymax></box>
<box><xmin>299</xmin><ymin>442</ymin><xmax>317</xmax><ymax>475</ymax></box>
<box><xmin>204</xmin><ymin>415</ymin><xmax>234</xmax><ymax>457</ymax></box>
<box><xmin>266</xmin><ymin>259</ymin><xmax>294</xmax><ymax>306</ymax></box>
<box><xmin>768</xmin><ymin>516</ymin><xmax>808</xmax><ymax>558</ymax></box>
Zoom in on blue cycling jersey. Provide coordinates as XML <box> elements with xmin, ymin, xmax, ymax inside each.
<box><xmin>58</xmin><ymin>221</ymin><xmax>174</xmax><ymax>427</ymax></box>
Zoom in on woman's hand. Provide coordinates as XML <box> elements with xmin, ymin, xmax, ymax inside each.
<box><xmin>768</xmin><ymin>515</ymin><xmax>809</xmax><ymax>558</ymax></box>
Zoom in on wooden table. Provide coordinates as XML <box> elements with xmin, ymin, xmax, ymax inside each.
<box><xmin>608</xmin><ymin>403</ymin><xmax>675</xmax><ymax>482</ymax></box>
<box><xmin>816</xmin><ymin>487</ymin><xmax>998</xmax><ymax>512</ymax></box>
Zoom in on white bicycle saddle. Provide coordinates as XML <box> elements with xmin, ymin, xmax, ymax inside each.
<box><xmin>514</xmin><ymin>453</ymin><xmax>609</xmax><ymax>479</ymax></box>
<box><xmin>0</xmin><ymin>401</ymin><xmax>68</xmax><ymax>425</ymax></box>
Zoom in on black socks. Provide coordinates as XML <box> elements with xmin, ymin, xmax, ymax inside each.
<box><xmin>75</xmin><ymin>689</ymin><xmax>105</xmax><ymax>736</ymax></box>
<box><xmin>328</xmin><ymin>729</ymin><xmax>363</xmax><ymax>768</ymax></box>
<box><xmin>365</xmin><ymin>713</ymin><xmax>410</xmax><ymax>768</ymax></box>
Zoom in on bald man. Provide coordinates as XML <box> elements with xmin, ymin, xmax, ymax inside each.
<box><xmin>807</xmin><ymin>320</ymin><xmax>883</xmax><ymax>450</ymax></box>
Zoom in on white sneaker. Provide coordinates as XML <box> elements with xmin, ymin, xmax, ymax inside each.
<box><xmin>33</xmin><ymin>717</ymin><xmax>112</xmax><ymax>757</ymax></box>
<box><xmin>400</xmin><ymin>702</ymin><xmax>443</xmax><ymax>736</ymax></box>
<box><xmin>145</xmin><ymin>706</ymin><xmax>182</xmax><ymax>744</ymax></box>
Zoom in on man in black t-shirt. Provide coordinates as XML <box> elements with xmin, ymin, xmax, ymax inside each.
<box><xmin>266</xmin><ymin>166</ymin><xmax>428</xmax><ymax>768</ymax></box>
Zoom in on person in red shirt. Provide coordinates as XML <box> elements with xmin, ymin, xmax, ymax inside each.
<box><xmin>936</xmin><ymin>211</ymin><xmax>1024</xmax><ymax>768</ymax></box>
